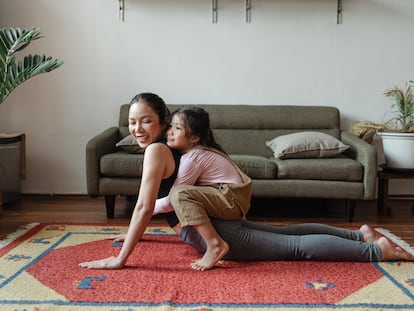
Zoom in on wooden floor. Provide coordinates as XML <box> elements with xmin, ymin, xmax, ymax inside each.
<box><xmin>1</xmin><ymin>195</ymin><xmax>413</xmax><ymax>247</ymax></box>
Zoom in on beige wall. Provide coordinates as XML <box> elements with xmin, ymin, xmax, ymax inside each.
<box><xmin>0</xmin><ymin>0</ymin><xmax>413</xmax><ymax>195</ymax></box>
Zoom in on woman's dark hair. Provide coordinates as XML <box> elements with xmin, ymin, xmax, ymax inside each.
<box><xmin>172</xmin><ymin>106</ymin><xmax>226</xmax><ymax>153</ymax></box>
<box><xmin>129</xmin><ymin>92</ymin><xmax>171</xmax><ymax>134</ymax></box>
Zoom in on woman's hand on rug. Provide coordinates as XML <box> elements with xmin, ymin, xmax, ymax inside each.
<box><xmin>105</xmin><ymin>233</ymin><xmax>127</xmax><ymax>242</ymax></box>
<box><xmin>79</xmin><ymin>256</ymin><xmax>125</xmax><ymax>269</ymax></box>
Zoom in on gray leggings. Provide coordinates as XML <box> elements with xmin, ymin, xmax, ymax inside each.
<box><xmin>180</xmin><ymin>219</ymin><xmax>382</xmax><ymax>262</ymax></box>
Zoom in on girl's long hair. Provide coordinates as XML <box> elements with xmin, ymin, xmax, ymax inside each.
<box><xmin>172</xmin><ymin>106</ymin><xmax>226</xmax><ymax>154</ymax></box>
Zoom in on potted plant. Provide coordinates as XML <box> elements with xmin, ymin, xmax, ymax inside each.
<box><xmin>377</xmin><ymin>81</ymin><xmax>414</xmax><ymax>170</ymax></box>
<box><xmin>0</xmin><ymin>27</ymin><xmax>63</xmax><ymax>207</ymax></box>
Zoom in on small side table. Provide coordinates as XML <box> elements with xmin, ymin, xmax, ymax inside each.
<box><xmin>377</xmin><ymin>166</ymin><xmax>414</xmax><ymax>215</ymax></box>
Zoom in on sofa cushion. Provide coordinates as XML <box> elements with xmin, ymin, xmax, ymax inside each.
<box><xmin>265</xmin><ymin>131</ymin><xmax>349</xmax><ymax>159</ymax></box>
<box><xmin>273</xmin><ymin>157</ymin><xmax>363</xmax><ymax>182</ymax></box>
<box><xmin>229</xmin><ymin>155</ymin><xmax>277</xmax><ymax>179</ymax></box>
<box><xmin>101</xmin><ymin>152</ymin><xmax>144</xmax><ymax>177</ymax></box>
<box><xmin>116</xmin><ymin>135</ymin><xmax>144</xmax><ymax>153</ymax></box>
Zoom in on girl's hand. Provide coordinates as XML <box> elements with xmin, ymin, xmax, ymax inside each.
<box><xmin>79</xmin><ymin>256</ymin><xmax>125</xmax><ymax>269</ymax></box>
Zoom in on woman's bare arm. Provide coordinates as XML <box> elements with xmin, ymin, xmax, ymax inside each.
<box><xmin>79</xmin><ymin>144</ymin><xmax>171</xmax><ymax>269</ymax></box>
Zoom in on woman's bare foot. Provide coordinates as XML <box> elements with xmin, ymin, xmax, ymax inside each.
<box><xmin>191</xmin><ymin>239</ymin><xmax>229</xmax><ymax>271</ymax></box>
<box><xmin>360</xmin><ymin>224</ymin><xmax>380</xmax><ymax>243</ymax></box>
<box><xmin>377</xmin><ymin>237</ymin><xmax>414</xmax><ymax>261</ymax></box>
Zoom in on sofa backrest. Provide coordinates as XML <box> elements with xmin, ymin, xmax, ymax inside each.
<box><xmin>119</xmin><ymin>104</ymin><xmax>341</xmax><ymax>157</ymax></box>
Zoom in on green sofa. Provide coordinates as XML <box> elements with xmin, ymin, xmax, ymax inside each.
<box><xmin>86</xmin><ymin>104</ymin><xmax>377</xmax><ymax>221</ymax></box>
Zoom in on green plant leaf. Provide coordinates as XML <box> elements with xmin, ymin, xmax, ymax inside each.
<box><xmin>0</xmin><ymin>27</ymin><xmax>63</xmax><ymax>104</ymax></box>
<box><xmin>384</xmin><ymin>82</ymin><xmax>414</xmax><ymax>132</ymax></box>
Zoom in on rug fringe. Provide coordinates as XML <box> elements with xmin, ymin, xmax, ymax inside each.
<box><xmin>0</xmin><ymin>222</ymin><xmax>39</xmax><ymax>249</ymax></box>
<box><xmin>375</xmin><ymin>227</ymin><xmax>414</xmax><ymax>256</ymax></box>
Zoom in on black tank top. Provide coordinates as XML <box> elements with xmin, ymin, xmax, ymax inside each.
<box><xmin>156</xmin><ymin>142</ymin><xmax>181</xmax><ymax>227</ymax></box>
<box><xmin>157</xmin><ymin>144</ymin><xmax>181</xmax><ymax>199</ymax></box>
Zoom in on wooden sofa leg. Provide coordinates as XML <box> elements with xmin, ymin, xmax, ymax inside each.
<box><xmin>345</xmin><ymin>200</ymin><xmax>356</xmax><ymax>222</ymax></box>
<box><xmin>105</xmin><ymin>195</ymin><xmax>116</xmax><ymax>218</ymax></box>
<box><xmin>126</xmin><ymin>195</ymin><xmax>137</xmax><ymax>203</ymax></box>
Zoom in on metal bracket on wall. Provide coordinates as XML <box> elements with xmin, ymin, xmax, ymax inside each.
<box><xmin>246</xmin><ymin>0</ymin><xmax>252</xmax><ymax>23</ymax></box>
<box><xmin>212</xmin><ymin>0</ymin><xmax>218</xmax><ymax>23</ymax></box>
<box><xmin>212</xmin><ymin>0</ymin><xmax>250</xmax><ymax>23</ymax></box>
<box><xmin>119</xmin><ymin>0</ymin><xmax>125</xmax><ymax>21</ymax></box>
<box><xmin>130</xmin><ymin>0</ymin><xmax>341</xmax><ymax>24</ymax></box>
<box><xmin>337</xmin><ymin>0</ymin><xmax>343</xmax><ymax>24</ymax></box>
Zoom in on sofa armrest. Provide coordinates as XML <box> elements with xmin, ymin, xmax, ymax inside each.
<box><xmin>341</xmin><ymin>131</ymin><xmax>377</xmax><ymax>200</ymax></box>
<box><xmin>86</xmin><ymin>127</ymin><xmax>120</xmax><ymax>197</ymax></box>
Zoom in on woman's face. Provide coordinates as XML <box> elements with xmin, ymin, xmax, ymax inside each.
<box><xmin>128</xmin><ymin>101</ymin><xmax>165</xmax><ymax>149</ymax></box>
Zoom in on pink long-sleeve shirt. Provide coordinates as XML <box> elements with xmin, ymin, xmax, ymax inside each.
<box><xmin>153</xmin><ymin>148</ymin><xmax>242</xmax><ymax>214</ymax></box>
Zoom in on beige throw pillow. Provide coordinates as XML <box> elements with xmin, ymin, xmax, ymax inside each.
<box><xmin>116</xmin><ymin>135</ymin><xmax>144</xmax><ymax>153</ymax></box>
<box><xmin>265</xmin><ymin>131</ymin><xmax>349</xmax><ymax>159</ymax></box>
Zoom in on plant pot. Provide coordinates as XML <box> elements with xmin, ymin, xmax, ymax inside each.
<box><xmin>0</xmin><ymin>133</ymin><xmax>25</xmax><ymax>208</ymax></box>
<box><xmin>377</xmin><ymin>131</ymin><xmax>414</xmax><ymax>169</ymax></box>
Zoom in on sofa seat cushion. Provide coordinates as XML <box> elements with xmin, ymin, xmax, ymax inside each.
<box><xmin>230</xmin><ymin>155</ymin><xmax>277</xmax><ymax>179</ymax></box>
<box><xmin>273</xmin><ymin>157</ymin><xmax>363</xmax><ymax>182</ymax></box>
<box><xmin>101</xmin><ymin>152</ymin><xmax>144</xmax><ymax>177</ymax></box>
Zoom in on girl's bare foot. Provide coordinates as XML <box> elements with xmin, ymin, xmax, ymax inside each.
<box><xmin>191</xmin><ymin>239</ymin><xmax>229</xmax><ymax>271</ymax></box>
<box><xmin>360</xmin><ymin>224</ymin><xmax>380</xmax><ymax>243</ymax></box>
<box><xmin>377</xmin><ymin>237</ymin><xmax>414</xmax><ymax>261</ymax></box>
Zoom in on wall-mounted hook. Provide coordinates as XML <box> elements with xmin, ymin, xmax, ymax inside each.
<box><xmin>212</xmin><ymin>0</ymin><xmax>218</xmax><ymax>23</ymax></box>
<box><xmin>119</xmin><ymin>0</ymin><xmax>125</xmax><ymax>21</ymax></box>
<box><xmin>337</xmin><ymin>0</ymin><xmax>342</xmax><ymax>24</ymax></box>
<box><xmin>246</xmin><ymin>0</ymin><xmax>251</xmax><ymax>23</ymax></box>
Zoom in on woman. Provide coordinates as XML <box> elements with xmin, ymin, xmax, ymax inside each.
<box><xmin>81</xmin><ymin>100</ymin><xmax>413</xmax><ymax>270</ymax></box>
<box><xmin>80</xmin><ymin>92</ymin><xmax>181</xmax><ymax>269</ymax></box>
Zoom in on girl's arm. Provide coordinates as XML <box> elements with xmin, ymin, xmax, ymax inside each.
<box><xmin>153</xmin><ymin>151</ymin><xmax>202</xmax><ymax>215</ymax></box>
<box><xmin>153</xmin><ymin>196</ymin><xmax>173</xmax><ymax>214</ymax></box>
<box><xmin>79</xmin><ymin>144</ymin><xmax>170</xmax><ymax>269</ymax></box>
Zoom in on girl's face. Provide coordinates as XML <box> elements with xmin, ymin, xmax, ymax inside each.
<box><xmin>167</xmin><ymin>114</ymin><xmax>199</xmax><ymax>153</ymax></box>
<box><xmin>128</xmin><ymin>101</ymin><xmax>165</xmax><ymax>149</ymax></box>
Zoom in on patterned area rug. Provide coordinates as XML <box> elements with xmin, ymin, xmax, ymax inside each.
<box><xmin>1</xmin><ymin>223</ymin><xmax>414</xmax><ymax>311</ymax></box>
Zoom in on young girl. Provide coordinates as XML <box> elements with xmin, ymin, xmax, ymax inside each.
<box><xmin>155</xmin><ymin>106</ymin><xmax>252</xmax><ymax>271</ymax></box>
